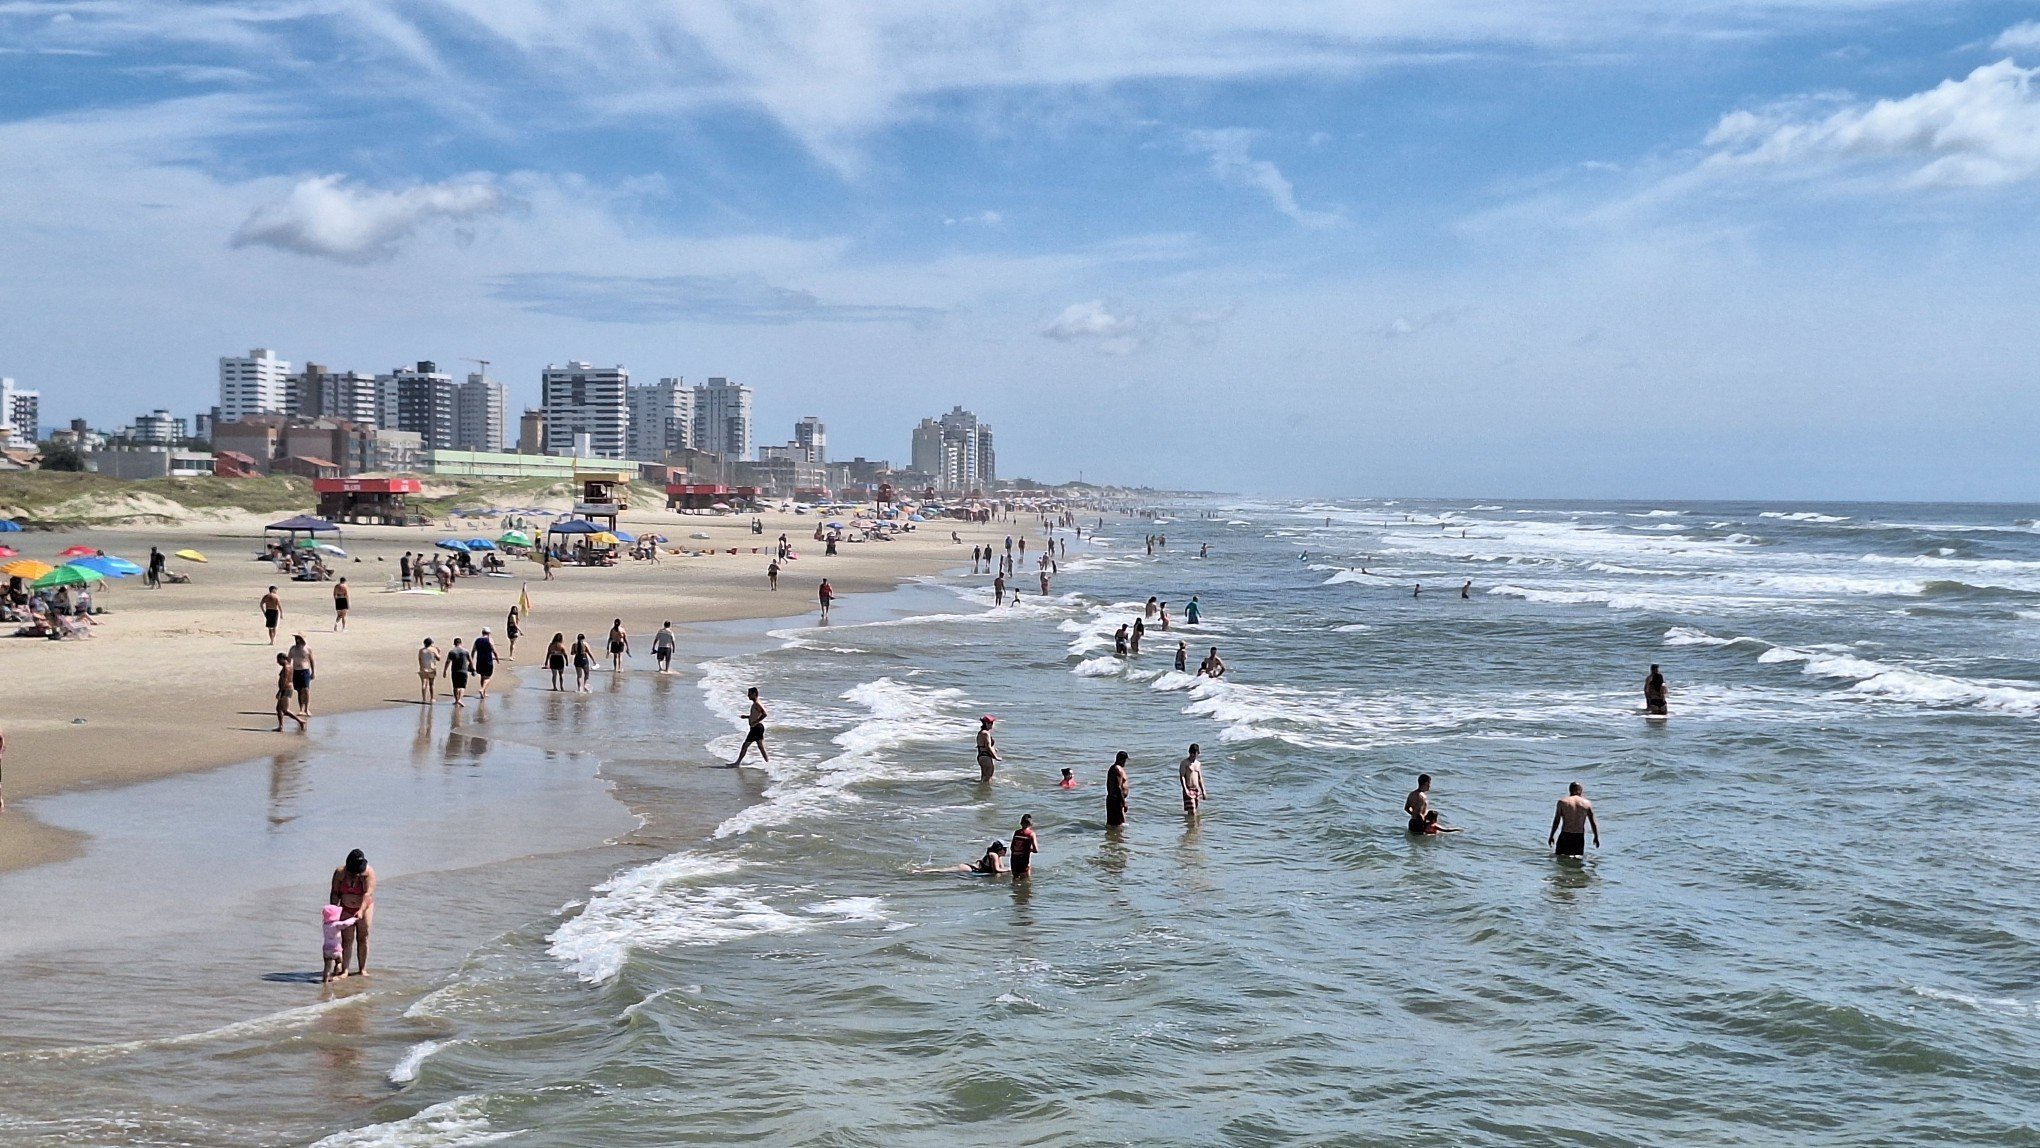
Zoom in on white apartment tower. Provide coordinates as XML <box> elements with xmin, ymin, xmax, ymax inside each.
<box><xmin>288</xmin><ymin>363</ymin><xmax>379</xmax><ymax>425</ymax></box>
<box><xmin>455</xmin><ymin>372</ymin><xmax>509</xmax><ymax>452</ymax></box>
<box><xmin>794</xmin><ymin>416</ymin><xmax>827</xmax><ymax>464</ymax></box>
<box><xmin>691</xmin><ymin>377</ymin><xmax>754</xmax><ymax>460</ymax></box>
<box><xmin>218</xmin><ymin>348</ymin><xmax>290</xmax><ymax>420</ymax></box>
<box><xmin>626</xmin><ymin>377</ymin><xmax>694</xmax><ymax>461</ymax></box>
<box><xmin>542</xmin><ymin>361</ymin><xmax>630</xmax><ymax>458</ymax></box>
<box><xmin>1</xmin><ymin>377</ymin><xmax>41</xmax><ymax>445</ymax></box>
<box><xmin>928</xmin><ymin>405</ymin><xmax>994</xmax><ymax>490</ymax></box>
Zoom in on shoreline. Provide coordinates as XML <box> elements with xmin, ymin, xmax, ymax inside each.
<box><xmin>0</xmin><ymin>508</ymin><xmax>987</xmax><ymax>873</ymax></box>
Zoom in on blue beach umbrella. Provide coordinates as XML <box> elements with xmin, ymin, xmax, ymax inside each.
<box><xmin>68</xmin><ymin>555</ymin><xmax>142</xmax><ymax>577</ymax></box>
<box><xmin>610</xmin><ymin>529</ymin><xmax>636</xmax><ymax>543</ymax></box>
<box><xmin>435</xmin><ymin>539</ymin><xmax>467</xmax><ymax>552</ymax></box>
<box><xmin>0</xmin><ymin>519</ymin><xmax>21</xmax><ymax>532</ymax></box>
<box><xmin>465</xmin><ymin>538</ymin><xmax>497</xmax><ymax>550</ymax></box>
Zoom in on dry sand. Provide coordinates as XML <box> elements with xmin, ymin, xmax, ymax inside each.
<box><xmin>0</xmin><ymin>506</ymin><xmax>991</xmax><ymax>872</ymax></box>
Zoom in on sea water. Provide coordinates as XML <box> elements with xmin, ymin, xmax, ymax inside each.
<box><xmin>5</xmin><ymin>499</ymin><xmax>2038</xmax><ymax>1145</ymax></box>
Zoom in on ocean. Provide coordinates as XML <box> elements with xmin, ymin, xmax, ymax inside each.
<box><xmin>4</xmin><ymin>498</ymin><xmax>2037</xmax><ymax>1146</ymax></box>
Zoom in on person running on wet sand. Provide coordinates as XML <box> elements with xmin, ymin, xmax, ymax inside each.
<box><xmin>473</xmin><ymin>627</ymin><xmax>498</xmax><ymax>698</ymax></box>
<box><xmin>288</xmin><ymin>634</ymin><xmax>315</xmax><ymax>716</ymax></box>
<box><xmin>1114</xmin><ymin>624</ymin><xmax>1130</xmax><ymax>657</ymax></box>
<box><xmin>416</xmin><ymin>638</ymin><xmax>442</xmax><ymax>704</ymax></box>
<box><xmin>1405</xmin><ymin>773</ymin><xmax>1432</xmax><ymax>832</ymax></box>
<box><xmin>1010</xmin><ymin>814</ymin><xmax>1040</xmax><ymax>878</ymax></box>
<box><xmin>1174</xmin><ymin>641</ymin><xmax>1188</xmax><ymax>673</ymax></box>
<box><xmin>1179</xmin><ymin>744</ymin><xmax>1207</xmax><ymax>816</ymax></box>
<box><xmin>819</xmin><ymin>579</ymin><xmax>835</xmax><ymax>620</ymax></box>
<box><xmin>1106</xmin><ymin>751</ymin><xmax>1130</xmax><ymax>826</ymax></box>
<box><xmin>570</xmin><ymin>633</ymin><xmax>594</xmax><ymax>692</ymax></box>
<box><xmin>976</xmin><ymin>715</ymin><xmax>1001</xmax><ymax>782</ymax></box>
<box><xmin>732</xmin><ymin>687</ymin><xmax>770</xmax><ymax>765</ymax></box>
<box><xmin>447</xmin><ymin>637</ymin><xmax>473</xmax><ymax>707</ymax></box>
<box><xmin>1196</xmin><ymin>647</ymin><xmax>1226</xmax><ymax>679</ymax></box>
<box><xmin>332</xmin><ymin>578</ymin><xmax>350</xmax><ymax>631</ymax></box>
<box><xmin>274</xmin><ymin>652</ymin><xmax>305</xmax><ymax>731</ymax></box>
<box><xmin>1644</xmin><ymin>664</ymin><xmax>1669</xmax><ymax>715</ymax></box>
<box><xmin>260</xmin><ymin>586</ymin><xmax>281</xmax><ymax>645</ymax></box>
<box><xmin>1549</xmin><ymin>782</ymin><xmax>1601</xmax><ymax>857</ymax></box>
<box><xmin>653</xmin><ymin>621</ymin><xmax>676</xmax><ymax>672</ymax></box>
<box><xmin>546</xmin><ymin>632</ymin><xmax>568</xmax><ymax>690</ymax></box>
<box><xmin>328</xmin><ymin>848</ymin><xmax>375</xmax><ymax>975</ymax></box>
<box><xmin>607</xmin><ymin>618</ymin><xmax>630</xmax><ymax>671</ymax></box>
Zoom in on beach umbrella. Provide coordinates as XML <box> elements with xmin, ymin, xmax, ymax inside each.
<box><xmin>2</xmin><ymin>558</ymin><xmax>56</xmax><ymax>580</ymax></box>
<box><xmin>465</xmin><ymin>538</ymin><xmax>497</xmax><ymax>550</ymax></box>
<box><xmin>646</xmin><ymin>534</ymin><xmax>668</xmax><ymax>543</ymax></box>
<box><xmin>610</xmin><ymin>530</ymin><xmax>636</xmax><ymax>543</ymax></box>
<box><xmin>908</xmin><ymin>514</ymin><xmax>926</xmax><ymax>522</ymax></box>
<box><xmin>589</xmin><ymin>532</ymin><xmax>619</xmax><ymax>547</ymax></box>
<box><xmin>498</xmin><ymin>530</ymin><xmax>533</xmax><ymax>547</ymax></box>
<box><xmin>68</xmin><ymin>555</ymin><xmax>142</xmax><ymax>577</ymax></box>
<box><xmin>710</xmin><ymin>502</ymin><xmax>731</xmax><ymax>510</ymax></box>
<box><xmin>435</xmin><ymin>539</ymin><xmax>467</xmax><ymax>552</ymax></box>
<box><xmin>0</xmin><ymin>545</ymin><xmax>16</xmax><ymax>558</ymax></box>
<box><xmin>314</xmin><ymin>543</ymin><xmax>347</xmax><ymax>557</ymax></box>
<box><xmin>57</xmin><ymin>545</ymin><xmax>98</xmax><ymax>558</ymax></box>
<box><xmin>32</xmin><ymin>564</ymin><xmax>105</xmax><ymax>590</ymax></box>
<box><xmin>265</xmin><ymin>514</ymin><xmax>339</xmax><ymax>534</ymax></box>
<box><xmin>294</xmin><ymin>538</ymin><xmax>322</xmax><ymax>548</ymax></box>
<box><xmin>175</xmin><ymin>549</ymin><xmax>208</xmax><ymax>563</ymax></box>
<box><xmin>0</xmin><ymin>519</ymin><xmax>20</xmax><ymax>532</ymax></box>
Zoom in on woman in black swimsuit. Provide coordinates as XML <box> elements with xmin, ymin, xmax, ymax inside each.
<box><xmin>546</xmin><ymin>632</ymin><xmax>568</xmax><ymax>691</ymax></box>
<box><xmin>570</xmin><ymin>633</ymin><xmax>594</xmax><ymax>693</ymax></box>
<box><xmin>505</xmin><ymin>606</ymin><xmax>522</xmax><ymax>659</ymax></box>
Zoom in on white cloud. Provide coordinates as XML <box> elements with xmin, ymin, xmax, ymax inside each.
<box><xmin>231</xmin><ymin>174</ymin><xmax>508</xmax><ymax>262</ymax></box>
<box><xmin>1039</xmin><ymin>299</ymin><xmax>1143</xmax><ymax>354</ymax></box>
<box><xmin>943</xmin><ymin>210</ymin><xmax>1004</xmax><ymax>226</ymax></box>
<box><xmin>1381</xmin><ymin>307</ymin><xmax>1471</xmax><ymax>339</ymax></box>
<box><xmin>1704</xmin><ymin>60</ymin><xmax>2040</xmax><ymax>188</ymax></box>
<box><xmin>1185</xmin><ymin>128</ymin><xmax>1343</xmax><ymax>227</ymax></box>
<box><xmin>1994</xmin><ymin>21</ymin><xmax>2040</xmax><ymax>53</ymax></box>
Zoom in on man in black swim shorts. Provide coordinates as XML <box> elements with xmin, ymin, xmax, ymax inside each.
<box><xmin>1549</xmin><ymin>782</ymin><xmax>1600</xmax><ymax>857</ymax></box>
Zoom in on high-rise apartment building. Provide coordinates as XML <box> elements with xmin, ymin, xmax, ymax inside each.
<box><xmin>909</xmin><ymin>406</ymin><xmax>995</xmax><ymax>490</ymax></box>
<box><xmin>130</xmin><ymin>409</ymin><xmax>187</xmax><ymax>445</ymax></box>
<box><xmin>377</xmin><ymin>361</ymin><xmax>457</xmax><ymax>449</ymax></box>
<box><xmin>454</xmin><ymin>372</ymin><xmax>508</xmax><ymax>452</ymax></box>
<box><xmin>541</xmin><ymin>361</ymin><xmax>629</xmax><ymax>458</ymax></box>
<box><xmin>1</xmin><ymin>378</ymin><xmax>41</xmax><ymax>445</ymax></box>
<box><xmin>794</xmin><ymin>416</ymin><xmax>827</xmax><ymax>464</ymax></box>
<box><xmin>626</xmin><ymin>377</ymin><xmax>694</xmax><ymax>461</ymax></box>
<box><xmin>910</xmin><ymin>417</ymin><xmax>944</xmax><ymax>476</ymax></box>
<box><xmin>218</xmin><ymin>348</ymin><xmax>290</xmax><ymax>421</ymax></box>
<box><xmin>691</xmin><ymin>377</ymin><xmax>753</xmax><ymax>460</ymax></box>
<box><xmin>287</xmin><ymin>363</ymin><xmax>378</xmax><ymax>425</ymax></box>
<box><xmin>517</xmin><ymin>409</ymin><xmax>546</xmax><ymax>455</ymax></box>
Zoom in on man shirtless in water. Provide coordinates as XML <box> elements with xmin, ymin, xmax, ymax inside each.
<box><xmin>1548</xmin><ymin>782</ymin><xmax>1601</xmax><ymax>857</ymax></box>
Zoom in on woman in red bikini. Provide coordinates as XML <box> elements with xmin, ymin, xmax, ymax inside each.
<box><xmin>328</xmin><ymin>849</ymin><xmax>376</xmax><ymax>976</ymax></box>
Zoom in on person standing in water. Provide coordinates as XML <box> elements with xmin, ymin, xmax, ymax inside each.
<box><xmin>328</xmin><ymin>848</ymin><xmax>375</xmax><ymax>976</ymax></box>
<box><xmin>1404</xmin><ymin>773</ymin><xmax>1433</xmax><ymax>833</ymax></box>
<box><xmin>1196</xmin><ymin>647</ymin><xmax>1226</xmax><ymax>679</ymax></box>
<box><xmin>607</xmin><ymin>619</ymin><xmax>630</xmax><ymax>671</ymax></box>
<box><xmin>416</xmin><ymin>637</ymin><xmax>442</xmax><ymax>704</ymax></box>
<box><xmin>1643</xmin><ymin>664</ymin><xmax>1669</xmax><ymax>715</ymax></box>
<box><xmin>1114</xmin><ymin>624</ymin><xmax>1130</xmax><ymax>657</ymax></box>
<box><xmin>1461</xmin><ymin>580</ymin><xmax>1472</xmax><ymax>599</ymax></box>
<box><xmin>1184</xmin><ymin>596</ymin><xmax>1201</xmax><ymax>625</ymax></box>
<box><xmin>570</xmin><ymin>632</ymin><xmax>594</xmax><ymax>692</ymax></box>
<box><xmin>545</xmin><ymin>632</ymin><xmax>567</xmax><ymax>691</ymax></box>
<box><xmin>652</xmin><ymin>621</ymin><xmax>677</xmax><ymax>673</ymax></box>
<box><xmin>1131</xmin><ymin>617</ymin><xmax>1145</xmax><ymax>655</ymax></box>
<box><xmin>732</xmin><ymin>687</ymin><xmax>770</xmax><ymax>765</ymax></box>
<box><xmin>993</xmin><ymin>572</ymin><xmax>1006</xmax><ymax>606</ymax></box>
<box><xmin>472</xmin><ymin>627</ymin><xmax>498</xmax><ymax>698</ymax></box>
<box><xmin>1549</xmin><ymin>782</ymin><xmax>1601</xmax><ymax>857</ymax></box>
<box><xmin>1106</xmin><ymin>752</ymin><xmax>1130</xmax><ymax>826</ymax></box>
<box><xmin>1174</xmin><ymin>641</ymin><xmax>1188</xmax><ymax>673</ymax></box>
<box><xmin>1179</xmin><ymin>744</ymin><xmax>1207</xmax><ymax>817</ymax></box>
<box><xmin>288</xmin><ymin>633</ymin><xmax>316</xmax><ymax>716</ymax></box>
<box><xmin>976</xmin><ymin>715</ymin><xmax>1001</xmax><ymax>783</ymax></box>
<box><xmin>819</xmin><ymin>579</ymin><xmax>835</xmax><ymax>621</ymax></box>
<box><xmin>274</xmin><ymin>652</ymin><xmax>305</xmax><ymax>731</ymax></box>
<box><xmin>446</xmin><ymin>636</ymin><xmax>473</xmax><ymax>707</ymax></box>
<box><xmin>1010</xmin><ymin>814</ymin><xmax>1040</xmax><ymax>878</ymax></box>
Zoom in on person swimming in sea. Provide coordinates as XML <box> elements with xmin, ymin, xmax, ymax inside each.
<box><xmin>917</xmin><ymin>840</ymin><xmax>1008</xmax><ymax>875</ymax></box>
<box><xmin>1404</xmin><ymin>773</ymin><xmax>1432</xmax><ymax>833</ymax></box>
<box><xmin>1412</xmin><ymin>812</ymin><xmax>1462</xmax><ymax>836</ymax></box>
<box><xmin>1059</xmin><ymin>767</ymin><xmax>1077</xmax><ymax>789</ymax></box>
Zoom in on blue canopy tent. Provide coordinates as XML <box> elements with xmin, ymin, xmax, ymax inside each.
<box><xmin>547</xmin><ymin>519</ymin><xmax>602</xmax><ymax>535</ymax></box>
<box><xmin>0</xmin><ymin>519</ymin><xmax>21</xmax><ymax>532</ymax></box>
<box><xmin>265</xmin><ymin>514</ymin><xmax>340</xmax><ymax>549</ymax></box>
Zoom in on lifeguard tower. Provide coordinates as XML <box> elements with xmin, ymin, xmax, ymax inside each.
<box><xmin>573</xmin><ymin>468</ymin><xmax>631</xmax><ymax>532</ymax></box>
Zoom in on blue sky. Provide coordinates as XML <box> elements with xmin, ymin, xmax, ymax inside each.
<box><xmin>4</xmin><ymin>1</ymin><xmax>2040</xmax><ymax>499</ymax></box>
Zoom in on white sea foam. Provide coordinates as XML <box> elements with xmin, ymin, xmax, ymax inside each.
<box><xmin>547</xmin><ymin>852</ymin><xmax>751</xmax><ymax>983</ymax></box>
<box><xmin>1759</xmin><ymin>511</ymin><xmax>1850</xmax><ymax>523</ymax></box>
<box><xmin>310</xmin><ymin>1095</ymin><xmax>514</xmax><ymax>1147</ymax></box>
<box><xmin>1149</xmin><ymin>670</ymin><xmax>1199</xmax><ymax>692</ymax></box>
<box><xmin>2</xmin><ymin>993</ymin><xmax>374</xmax><ymax>1064</ymax></box>
<box><xmin>1072</xmin><ymin>656</ymin><xmax>1122</xmax><ymax>677</ymax></box>
<box><xmin>1321</xmin><ymin>569</ymin><xmax>1371</xmax><ymax>585</ymax></box>
<box><xmin>388</xmin><ymin>1039</ymin><xmax>457</xmax><ymax>1085</ymax></box>
<box><xmin>1757</xmin><ymin>646</ymin><xmax>2040</xmax><ymax>715</ymax></box>
<box><xmin>1909</xmin><ymin>984</ymin><xmax>2035</xmax><ymax>1017</ymax></box>
<box><xmin>1662</xmin><ymin>626</ymin><xmax>1766</xmax><ymax>649</ymax></box>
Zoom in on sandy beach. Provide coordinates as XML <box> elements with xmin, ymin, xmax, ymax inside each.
<box><xmin>0</xmin><ymin>505</ymin><xmax>982</xmax><ymax>872</ymax></box>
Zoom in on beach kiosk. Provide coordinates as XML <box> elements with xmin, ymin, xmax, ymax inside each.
<box><xmin>314</xmin><ymin>476</ymin><xmax>422</xmax><ymax>525</ymax></box>
<box><xmin>665</xmin><ymin>482</ymin><xmax>730</xmax><ymax>512</ymax></box>
<box><xmin>573</xmin><ymin>468</ymin><xmax>631</xmax><ymax>533</ymax></box>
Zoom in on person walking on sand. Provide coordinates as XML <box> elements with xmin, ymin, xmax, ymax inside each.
<box><xmin>399</xmin><ymin>552</ymin><xmax>413</xmax><ymax>590</ymax></box>
<box><xmin>332</xmin><ymin>577</ymin><xmax>350</xmax><ymax>631</ymax></box>
<box><xmin>607</xmin><ymin>618</ymin><xmax>630</xmax><ymax>672</ymax></box>
<box><xmin>472</xmin><ymin>627</ymin><xmax>498</xmax><ymax>698</ymax></box>
<box><xmin>505</xmin><ymin>606</ymin><xmax>521</xmax><ymax>660</ymax></box>
<box><xmin>653</xmin><ymin>621</ymin><xmax>677</xmax><ymax>673</ymax></box>
<box><xmin>260</xmin><ymin>586</ymin><xmax>282</xmax><ymax>645</ymax></box>
<box><xmin>147</xmin><ymin>546</ymin><xmax>165</xmax><ymax>589</ymax></box>
<box><xmin>328</xmin><ymin>849</ymin><xmax>375</xmax><ymax>976</ymax></box>
<box><xmin>976</xmin><ymin>715</ymin><xmax>1002</xmax><ymax>783</ymax></box>
<box><xmin>274</xmin><ymin>652</ymin><xmax>305</xmax><ymax>731</ymax></box>
<box><xmin>546</xmin><ymin>632</ymin><xmax>568</xmax><ymax>691</ymax></box>
<box><xmin>1179</xmin><ymin>744</ymin><xmax>1207</xmax><ymax>817</ymax></box>
<box><xmin>416</xmin><ymin>637</ymin><xmax>441</xmax><ymax>704</ymax></box>
<box><xmin>1644</xmin><ymin>664</ymin><xmax>1669</xmax><ymax>716</ymax></box>
<box><xmin>288</xmin><ymin>633</ymin><xmax>316</xmax><ymax>716</ymax></box>
<box><xmin>768</xmin><ymin>559</ymin><xmax>781</xmax><ymax>590</ymax></box>
<box><xmin>819</xmin><ymin>579</ymin><xmax>835</xmax><ymax>621</ymax></box>
<box><xmin>1106</xmin><ymin>751</ymin><xmax>1130</xmax><ymax>827</ymax></box>
<box><xmin>446</xmin><ymin>636</ymin><xmax>473</xmax><ymax>707</ymax></box>
<box><xmin>732</xmin><ymin>687</ymin><xmax>770</xmax><ymax>765</ymax></box>
<box><xmin>1549</xmin><ymin>782</ymin><xmax>1601</xmax><ymax>857</ymax></box>
<box><xmin>1010</xmin><ymin>814</ymin><xmax>1040</xmax><ymax>878</ymax></box>
<box><xmin>570</xmin><ymin>633</ymin><xmax>594</xmax><ymax>692</ymax></box>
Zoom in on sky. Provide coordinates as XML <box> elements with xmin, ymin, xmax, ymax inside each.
<box><xmin>4</xmin><ymin>1</ymin><xmax>2040</xmax><ymax>500</ymax></box>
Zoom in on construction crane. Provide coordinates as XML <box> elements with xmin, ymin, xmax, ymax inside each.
<box><xmin>461</xmin><ymin>357</ymin><xmax>490</xmax><ymax>379</ymax></box>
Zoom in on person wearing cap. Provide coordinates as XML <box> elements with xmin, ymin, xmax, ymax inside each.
<box><xmin>976</xmin><ymin>715</ymin><xmax>1002</xmax><ymax>783</ymax></box>
<box><xmin>472</xmin><ymin>626</ymin><xmax>498</xmax><ymax>699</ymax></box>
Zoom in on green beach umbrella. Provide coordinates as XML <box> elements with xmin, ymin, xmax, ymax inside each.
<box><xmin>498</xmin><ymin>530</ymin><xmax>533</xmax><ymax>546</ymax></box>
<box><xmin>31</xmin><ymin>564</ymin><xmax>107</xmax><ymax>590</ymax></box>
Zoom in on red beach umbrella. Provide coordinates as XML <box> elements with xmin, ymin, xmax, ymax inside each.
<box><xmin>0</xmin><ymin>545</ymin><xmax>17</xmax><ymax>559</ymax></box>
<box><xmin>57</xmin><ymin>545</ymin><xmax>98</xmax><ymax>558</ymax></box>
